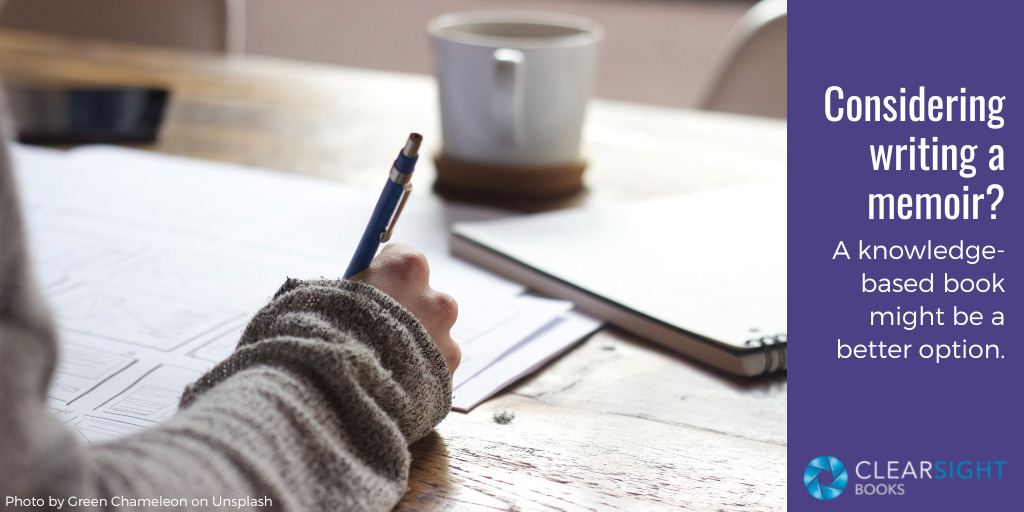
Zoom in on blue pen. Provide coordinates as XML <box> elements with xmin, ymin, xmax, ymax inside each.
<box><xmin>343</xmin><ymin>133</ymin><xmax>422</xmax><ymax>278</ymax></box>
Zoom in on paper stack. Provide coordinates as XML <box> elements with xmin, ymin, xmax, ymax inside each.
<box><xmin>11</xmin><ymin>143</ymin><xmax>601</xmax><ymax>444</ymax></box>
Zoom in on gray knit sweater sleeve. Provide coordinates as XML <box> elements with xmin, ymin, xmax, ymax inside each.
<box><xmin>94</xmin><ymin>278</ymin><xmax>453</xmax><ymax>511</ymax></box>
<box><xmin>0</xmin><ymin>106</ymin><xmax>452</xmax><ymax>510</ymax></box>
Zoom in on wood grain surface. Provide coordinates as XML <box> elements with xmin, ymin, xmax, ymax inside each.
<box><xmin>0</xmin><ymin>30</ymin><xmax>788</xmax><ymax>511</ymax></box>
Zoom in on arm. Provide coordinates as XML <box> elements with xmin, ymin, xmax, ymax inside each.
<box><xmin>95</xmin><ymin>258</ymin><xmax>456</xmax><ymax>510</ymax></box>
<box><xmin>0</xmin><ymin>116</ymin><xmax>458</xmax><ymax>510</ymax></box>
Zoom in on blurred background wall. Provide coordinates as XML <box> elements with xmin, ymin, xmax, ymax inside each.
<box><xmin>0</xmin><ymin>0</ymin><xmax>757</xmax><ymax>109</ymax></box>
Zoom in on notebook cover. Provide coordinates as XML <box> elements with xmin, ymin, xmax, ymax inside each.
<box><xmin>450</xmin><ymin>179</ymin><xmax>787</xmax><ymax>376</ymax></box>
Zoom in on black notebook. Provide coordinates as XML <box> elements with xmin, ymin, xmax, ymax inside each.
<box><xmin>450</xmin><ymin>179</ymin><xmax>787</xmax><ymax>376</ymax></box>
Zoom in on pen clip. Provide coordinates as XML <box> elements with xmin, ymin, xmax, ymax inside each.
<box><xmin>381</xmin><ymin>183</ymin><xmax>413</xmax><ymax>243</ymax></box>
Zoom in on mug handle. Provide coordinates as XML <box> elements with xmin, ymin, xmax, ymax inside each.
<box><xmin>492</xmin><ymin>48</ymin><xmax>525</xmax><ymax>145</ymax></box>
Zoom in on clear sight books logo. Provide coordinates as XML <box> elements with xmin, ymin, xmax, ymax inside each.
<box><xmin>804</xmin><ymin>455</ymin><xmax>1007</xmax><ymax>500</ymax></box>
<box><xmin>804</xmin><ymin>456</ymin><xmax>849</xmax><ymax>500</ymax></box>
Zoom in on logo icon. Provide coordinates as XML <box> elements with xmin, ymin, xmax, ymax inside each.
<box><xmin>805</xmin><ymin>456</ymin><xmax>848</xmax><ymax>500</ymax></box>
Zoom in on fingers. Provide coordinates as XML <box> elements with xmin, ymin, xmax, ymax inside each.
<box><xmin>349</xmin><ymin>244</ymin><xmax>461</xmax><ymax>377</ymax></box>
<box><xmin>434</xmin><ymin>332</ymin><xmax>462</xmax><ymax>377</ymax></box>
<box><xmin>350</xmin><ymin>243</ymin><xmax>428</xmax><ymax>295</ymax></box>
<box><xmin>376</xmin><ymin>243</ymin><xmax>431</xmax><ymax>287</ymax></box>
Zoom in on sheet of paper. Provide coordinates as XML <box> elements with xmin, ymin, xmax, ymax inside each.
<box><xmin>453</xmin><ymin>311</ymin><xmax>603</xmax><ymax>411</ymax></box>
<box><xmin>45</xmin><ymin>328</ymin><xmax>216</xmax><ymax>445</ymax></box>
<box><xmin>452</xmin><ymin>296</ymin><xmax>573</xmax><ymax>388</ymax></box>
<box><xmin>11</xmin><ymin>143</ymin><xmax>592</xmax><ymax>439</ymax></box>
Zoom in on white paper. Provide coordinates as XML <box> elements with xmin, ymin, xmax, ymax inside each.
<box><xmin>452</xmin><ymin>296</ymin><xmax>573</xmax><ymax>388</ymax></box>
<box><xmin>452</xmin><ymin>311</ymin><xmax>603</xmax><ymax>411</ymax></box>
<box><xmin>12</xmin><ymin>143</ymin><xmax>592</xmax><ymax>439</ymax></box>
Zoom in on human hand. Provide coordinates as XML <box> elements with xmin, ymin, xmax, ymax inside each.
<box><xmin>350</xmin><ymin>243</ymin><xmax>460</xmax><ymax>377</ymax></box>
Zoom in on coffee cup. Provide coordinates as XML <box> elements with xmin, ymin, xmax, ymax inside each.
<box><xmin>428</xmin><ymin>11</ymin><xmax>603</xmax><ymax>202</ymax></box>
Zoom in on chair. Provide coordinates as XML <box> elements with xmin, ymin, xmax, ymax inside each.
<box><xmin>693</xmin><ymin>0</ymin><xmax>787</xmax><ymax>119</ymax></box>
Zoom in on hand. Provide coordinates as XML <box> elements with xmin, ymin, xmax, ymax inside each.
<box><xmin>350</xmin><ymin>243</ymin><xmax>461</xmax><ymax>378</ymax></box>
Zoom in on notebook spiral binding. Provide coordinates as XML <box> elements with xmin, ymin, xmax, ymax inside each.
<box><xmin>745</xmin><ymin>334</ymin><xmax>787</xmax><ymax>375</ymax></box>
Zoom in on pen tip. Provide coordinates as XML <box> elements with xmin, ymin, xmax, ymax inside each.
<box><xmin>403</xmin><ymin>133</ymin><xmax>423</xmax><ymax>158</ymax></box>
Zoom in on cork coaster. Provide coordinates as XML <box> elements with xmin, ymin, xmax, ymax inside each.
<box><xmin>434</xmin><ymin>153</ymin><xmax>586</xmax><ymax>211</ymax></box>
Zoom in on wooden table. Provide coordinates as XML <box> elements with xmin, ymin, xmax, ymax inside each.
<box><xmin>0</xmin><ymin>30</ymin><xmax>787</xmax><ymax>511</ymax></box>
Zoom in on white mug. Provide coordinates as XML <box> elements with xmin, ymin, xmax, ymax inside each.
<box><xmin>429</xmin><ymin>11</ymin><xmax>603</xmax><ymax>170</ymax></box>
